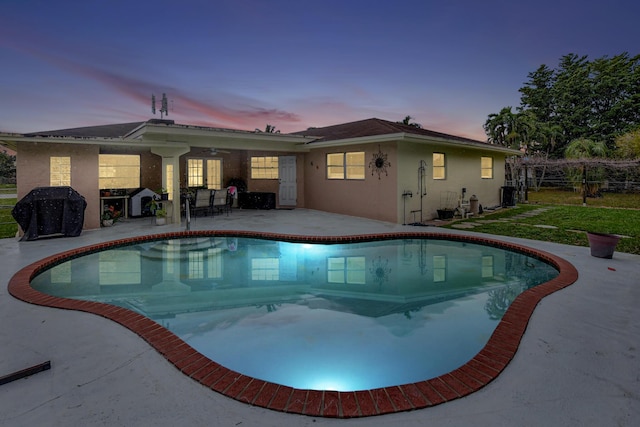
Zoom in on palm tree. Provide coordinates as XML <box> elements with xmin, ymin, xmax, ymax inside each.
<box><xmin>484</xmin><ymin>107</ymin><xmax>519</xmax><ymax>147</ymax></box>
<box><xmin>398</xmin><ymin>115</ymin><xmax>422</xmax><ymax>128</ymax></box>
<box><xmin>565</xmin><ymin>138</ymin><xmax>608</xmax><ymax>159</ymax></box>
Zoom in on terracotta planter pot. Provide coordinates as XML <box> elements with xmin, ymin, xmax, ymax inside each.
<box><xmin>587</xmin><ymin>232</ymin><xmax>620</xmax><ymax>259</ymax></box>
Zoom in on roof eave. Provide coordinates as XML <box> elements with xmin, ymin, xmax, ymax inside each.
<box><xmin>404</xmin><ymin>134</ymin><xmax>522</xmax><ymax>155</ymax></box>
<box><xmin>305</xmin><ymin>133</ymin><xmax>404</xmax><ymax>148</ymax></box>
<box><xmin>306</xmin><ymin>132</ymin><xmax>523</xmax><ymax>155</ymax></box>
<box><xmin>0</xmin><ymin>133</ymin><xmax>188</xmax><ymax>148</ymax></box>
<box><xmin>129</xmin><ymin>122</ymin><xmax>315</xmax><ymax>151</ymax></box>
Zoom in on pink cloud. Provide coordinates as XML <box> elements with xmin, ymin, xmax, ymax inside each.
<box><xmin>3</xmin><ymin>32</ymin><xmax>303</xmax><ymax>131</ymax></box>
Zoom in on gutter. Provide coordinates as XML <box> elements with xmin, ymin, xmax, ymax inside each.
<box><xmin>304</xmin><ymin>132</ymin><xmax>523</xmax><ymax>155</ymax></box>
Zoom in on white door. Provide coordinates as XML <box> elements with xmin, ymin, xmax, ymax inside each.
<box><xmin>278</xmin><ymin>156</ymin><xmax>296</xmax><ymax>206</ymax></box>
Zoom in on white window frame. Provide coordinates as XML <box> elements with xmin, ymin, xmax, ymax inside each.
<box><xmin>433</xmin><ymin>255</ymin><xmax>447</xmax><ymax>283</ymax></box>
<box><xmin>206</xmin><ymin>159</ymin><xmax>223</xmax><ymax>189</ymax></box>
<box><xmin>326</xmin><ymin>152</ymin><xmax>365</xmax><ymax>180</ymax></box>
<box><xmin>188</xmin><ymin>251</ymin><xmax>204</xmax><ymax>279</ymax></box>
<box><xmin>187</xmin><ymin>158</ymin><xmax>222</xmax><ymax>189</ymax></box>
<box><xmin>251</xmin><ymin>258</ymin><xmax>280</xmax><ymax>280</ymax></box>
<box><xmin>481</xmin><ymin>156</ymin><xmax>494</xmax><ymax>179</ymax></box>
<box><xmin>165</xmin><ymin>164</ymin><xmax>174</xmax><ymax>200</ymax></box>
<box><xmin>327</xmin><ymin>256</ymin><xmax>366</xmax><ymax>284</ymax></box>
<box><xmin>482</xmin><ymin>255</ymin><xmax>494</xmax><ymax>278</ymax></box>
<box><xmin>433</xmin><ymin>153</ymin><xmax>446</xmax><ymax>180</ymax></box>
<box><xmin>187</xmin><ymin>158</ymin><xmax>204</xmax><ymax>187</ymax></box>
<box><xmin>251</xmin><ymin>156</ymin><xmax>279</xmax><ymax>179</ymax></box>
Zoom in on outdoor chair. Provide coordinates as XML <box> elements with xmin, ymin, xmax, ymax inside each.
<box><xmin>212</xmin><ymin>188</ymin><xmax>232</xmax><ymax>216</ymax></box>
<box><xmin>192</xmin><ymin>188</ymin><xmax>213</xmax><ymax>216</ymax></box>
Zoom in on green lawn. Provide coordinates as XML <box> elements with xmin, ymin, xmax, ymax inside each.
<box><xmin>443</xmin><ymin>193</ymin><xmax>640</xmax><ymax>255</ymax></box>
<box><xmin>527</xmin><ymin>187</ymin><xmax>640</xmax><ymax>208</ymax></box>
<box><xmin>0</xmin><ymin>191</ymin><xmax>17</xmax><ymax>238</ymax></box>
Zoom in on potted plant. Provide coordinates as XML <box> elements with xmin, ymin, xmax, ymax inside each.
<box><xmin>586</xmin><ymin>231</ymin><xmax>620</xmax><ymax>259</ymax></box>
<box><xmin>154</xmin><ymin>208</ymin><xmax>167</xmax><ymax>226</ymax></box>
<box><xmin>436</xmin><ymin>208</ymin><xmax>455</xmax><ymax>220</ymax></box>
<box><xmin>158</xmin><ymin>188</ymin><xmax>169</xmax><ymax>200</ymax></box>
<box><xmin>101</xmin><ymin>206</ymin><xmax>121</xmax><ymax>227</ymax></box>
<box><xmin>437</xmin><ymin>191</ymin><xmax>457</xmax><ymax>220</ymax></box>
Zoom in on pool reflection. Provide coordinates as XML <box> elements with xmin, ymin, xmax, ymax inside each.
<box><xmin>32</xmin><ymin>237</ymin><xmax>558</xmax><ymax>322</ymax></box>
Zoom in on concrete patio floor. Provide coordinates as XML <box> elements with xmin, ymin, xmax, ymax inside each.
<box><xmin>1</xmin><ymin>208</ymin><xmax>638</xmax><ymax>426</ymax></box>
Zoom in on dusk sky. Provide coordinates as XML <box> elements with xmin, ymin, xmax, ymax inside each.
<box><xmin>1</xmin><ymin>0</ymin><xmax>638</xmax><ymax>140</ymax></box>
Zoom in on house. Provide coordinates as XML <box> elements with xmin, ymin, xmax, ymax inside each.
<box><xmin>0</xmin><ymin>118</ymin><xmax>520</xmax><ymax>231</ymax></box>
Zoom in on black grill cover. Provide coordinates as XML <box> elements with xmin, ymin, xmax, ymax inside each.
<box><xmin>12</xmin><ymin>186</ymin><xmax>87</xmax><ymax>241</ymax></box>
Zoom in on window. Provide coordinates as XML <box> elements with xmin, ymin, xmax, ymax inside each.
<box><xmin>252</xmin><ymin>258</ymin><xmax>279</xmax><ymax>280</ymax></box>
<box><xmin>327</xmin><ymin>256</ymin><xmax>366</xmax><ymax>284</ymax></box>
<box><xmin>482</xmin><ymin>255</ymin><xmax>494</xmax><ymax>278</ymax></box>
<box><xmin>187</xmin><ymin>159</ymin><xmax>204</xmax><ymax>187</ymax></box>
<box><xmin>206</xmin><ymin>159</ymin><xmax>222</xmax><ymax>189</ymax></box>
<box><xmin>50</xmin><ymin>262</ymin><xmax>71</xmax><ymax>284</ymax></box>
<box><xmin>326</xmin><ymin>152</ymin><xmax>365</xmax><ymax>180</ymax></box>
<box><xmin>165</xmin><ymin>164</ymin><xmax>174</xmax><ymax>200</ymax></box>
<box><xmin>433</xmin><ymin>153</ymin><xmax>445</xmax><ymax>179</ymax></box>
<box><xmin>99</xmin><ymin>250</ymin><xmax>141</xmax><ymax>285</ymax></box>
<box><xmin>188</xmin><ymin>251</ymin><xmax>204</xmax><ymax>279</ymax></box>
<box><xmin>326</xmin><ymin>153</ymin><xmax>344</xmax><ymax>179</ymax></box>
<box><xmin>346</xmin><ymin>152</ymin><xmax>365</xmax><ymax>179</ymax></box>
<box><xmin>481</xmin><ymin>156</ymin><xmax>493</xmax><ymax>179</ymax></box>
<box><xmin>187</xmin><ymin>158</ymin><xmax>222</xmax><ymax>189</ymax></box>
<box><xmin>433</xmin><ymin>255</ymin><xmax>447</xmax><ymax>283</ymax></box>
<box><xmin>251</xmin><ymin>156</ymin><xmax>279</xmax><ymax>179</ymax></box>
<box><xmin>164</xmin><ymin>240</ymin><xmax>177</xmax><ymax>275</ymax></box>
<box><xmin>99</xmin><ymin>154</ymin><xmax>140</xmax><ymax>189</ymax></box>
<box><xmin>50</xmin><ymin>157</ymin><xmax>71</xmax><ymax>186</ymax></box>
<box><xmin>207</xmin><ymin>248</ymin><xmax>223</xmax><ymax>279</ymax></box>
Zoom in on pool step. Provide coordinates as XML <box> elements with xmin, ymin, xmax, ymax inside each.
<box><xmin>140</xmin><ymin>237</ymin><xmax>236</xmax><ymax>260</ymax></box>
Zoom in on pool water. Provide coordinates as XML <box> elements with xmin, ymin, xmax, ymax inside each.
<box><xmin>31</xmin><ymin>236</ymin><xmax>558</xmax><ymax>391</ymax></box>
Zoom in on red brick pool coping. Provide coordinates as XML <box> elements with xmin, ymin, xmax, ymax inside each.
<box><xmin>8</xmin><ymin>231</ymin><xmax>578</xmax><ymax>418</ymax></box>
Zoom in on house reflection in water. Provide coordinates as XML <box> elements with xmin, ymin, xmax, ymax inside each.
<box><xmin>32</xmin><ymin>237</ymin><xmax>559</xmax><ymax>323</ymax></box>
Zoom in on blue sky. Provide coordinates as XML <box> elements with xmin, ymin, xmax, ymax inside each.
<box><xmin>1</xmin><ymin>0</ymin><xmax>638</xmax><ymax>140</ymax></box>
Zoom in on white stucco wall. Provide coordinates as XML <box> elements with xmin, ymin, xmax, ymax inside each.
<box><xmin>303</xmin><ymin>142</ymin><xmax>398</xmax><ymax>223</ymax></box>
<box><xmin>397</xmin><ymin>143</ymin><xmax>508</xmax><ymax>223</ymax></box>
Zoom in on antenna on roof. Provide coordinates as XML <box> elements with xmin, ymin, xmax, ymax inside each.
<box><xmin>151</xmin><ymin>93</ymin><xmax>170</xmax><ymax>119</ymax></box>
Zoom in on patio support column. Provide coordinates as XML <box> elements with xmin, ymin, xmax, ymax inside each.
<box><xmin>151</xmin><ymin>147</ymin><xmax>190</xmax><ymax>225</ymax></box>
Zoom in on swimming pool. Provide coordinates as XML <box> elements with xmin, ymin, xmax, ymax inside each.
<box><xmin>10</xmin><ymin>231</ymin><xmax>579</xmax><ymax>417</ymax></box>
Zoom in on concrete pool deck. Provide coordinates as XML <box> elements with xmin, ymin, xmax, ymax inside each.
<box><xmin>1</xmin><ymin>208</ymin><xmax>639</xmax><ymax>426</ymax></box>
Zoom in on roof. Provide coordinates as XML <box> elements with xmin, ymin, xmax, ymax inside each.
<box><xmin>5</xmin><ymin>117</ymin><xmax>512</xmax><ymax>154</ymax></box>
<box><xmin>290</xmin><ymin>118</ymin><xmax>488</xmax><ymax>145</ymax></box>
<box><xmin>24</xmin><ymin>122</ymin><xmax>146</xmax><ymax>138</ymax></box>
